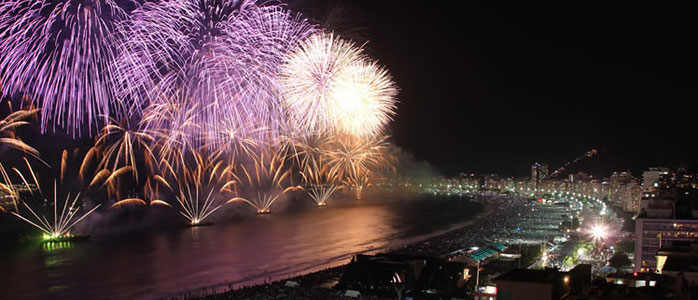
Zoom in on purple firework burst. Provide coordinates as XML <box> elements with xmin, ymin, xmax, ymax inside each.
<box><xmin>113</xmin><ymin>0</ymin><xmax>316</xmax><ymax>150</ymax></box>
<box><xmin>0</xmin><ymin>0</ymin><xmax>134</xmax><ymax>136</ymax></box>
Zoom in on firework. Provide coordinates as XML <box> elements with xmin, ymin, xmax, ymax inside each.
<box><xmin>142</xmin><ymin>92</ymin><xmax>262</xmax><ymax>166</ymax></box>
<box><xmin>306</xmin><ymin>185</ymin><xmax>340</xmax><ymax>207</ymax></box>
<box><xmin>0</xmin><ymin>104</ymin><xmax>42</xmax><ymax>212</ymax></box>
<box><xmin>227</xmin><ymin>149</ymin><xmax>300</xmax><ymax>214</ymax></box>
<box><xmin>289</xmin><ymin>134</ymin><xmax>339</xmax><ymax>206</ymax></box>
<box><xmin>0</xmin><ymin>104</ymin><xmax>40</xmax><ymax>159</ymax></box>
<box><xmin>111</xmin><ymin>198</ymin><xmax>146</xmax><ymax>208</ymax></box>
<box><xmin>280</xmin><ymin>33</ymin><xmax>397</xmax><ymax>138</ymax></box>
<box><xmin>0</xmin><ymin>0</ymin><xmax>133</xmax><ymax>136</ymax></box>
<box><xmin>330</xmin><ymin>61</ymin><xmax>397</xmax><ymax>138</ymax></box>
<box><xmin>280</xmin><ymin>33</ymin><xmax>363</xmax><ymax>135</ymax></box>
<box><xmin>96</xmin><ymin>117</ymin><xmax>155</xmax><ymax>182</ymax></box>
<box><xmin>113</xmin><ymin>0</ymin><xmax>315</xmax><ymax>147</ymax></box>
<box><xmin>0</xmin><ymin>159</ymin><xmax>28</xmax><ymax>212</ymax></box>
<box><xmin>140</xmin><ymin>93</ymin><xmax>202</xmax><ymax>176</ymax></box>
<box><xmin>55</xmin><ymin>146</ymin><xmax>135</xmax><ymax>204</ymax></box>
<box><xmin>13</xmin><ymin>193</ymin><xmax>100</xmax><ymax>242</ymax></box>
<box><xmin>326</xmin><ymin>135</ymin><xmax>391</xmax><ymax>199</ymax></box>
<box><xmin>158</xmin><ymin>152</ymin><xmax>231</xmax><ymax>225</ymax></box>
<box><xmin>11</xmin><ymin>177</ymin><xmax>101</xmax><ymax>241</ymax></box>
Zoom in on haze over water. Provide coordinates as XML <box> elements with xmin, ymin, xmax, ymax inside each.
<box><xmin>0</xmin><ymin>194</ymin><xmax>481</xmax><ymax>300</ymax></box>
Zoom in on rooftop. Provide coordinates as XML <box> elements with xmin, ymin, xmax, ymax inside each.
<box><xmin>493</xmin><ymin>268</ymin><xmax>562</xmax><ymax>284</ymax></box>
<box><xmin>489</xmin><ymin>243</ymin><xmax>508</xmax><ymax>252</ymax></box>
<box><xmin>663</xmin><ymin>255</ymin><xmax>698</xmax><ymax>273</ymax></box>
<box><xmin>465</xmin><ymin>248</ymin><xmax>498</xmax><ymax>262</ymax></box>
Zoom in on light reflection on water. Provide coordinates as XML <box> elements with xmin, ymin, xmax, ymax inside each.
<box><xmin>0</xmin><ymin>195</ymin><xmax>480</xmax><ymax>300</ymax></box>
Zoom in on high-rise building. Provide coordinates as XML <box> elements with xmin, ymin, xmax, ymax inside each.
<box><xmin>622</xmin><ymin>182</ymin><xmax>644</xmax><ymax>213</ymax></box>
<box><xmin>531</xmin><ymin>162</ymin><xmax>549</xmax><ymax>188</ymax></box>
<box><xmin>635</xmin><ymin>168</ymin><xmax>698</xmax><ymax>272</ymax></box>
<box><xmin>608</xmin><ymin>171</ymin><xmax>643</xmax><ymax>213</ymax></box>
<box><xmin>635</xmin><ymin>218</ymin><xmax>698</xmax><ymax>273</ymax></box>
<box><xmin>643</xmin><ymin>167</ymin><xmax>670</xmax><ymax>189</ymax></box>
<box><xmin>609</xmin><ymin>171</ymin><xmax>632</xmax><ymax>207</ymax></box>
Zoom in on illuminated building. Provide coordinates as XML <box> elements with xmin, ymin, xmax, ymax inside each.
<box><xmin>635</xmin><ymin>167</ymin><xmax>698</xmax><ymax>273</ymax></box>
<box><xmin>531</xmin><ymin>162</ymin><xmax>549</xmax><ymax>188</ymax></box>
<box><xmin>608</xmin><ymin>171</ymin><xmax>643</xmax><ymax>212</ymax></box>
<box><xmin>643</xmin><ymin>167</ymin><xmax>670</xmax><ymax>189</ymax></box>
<box><xmin>634</xmin><ymin>219</ymin><xmax>698</xmax><ymax>272</ymax></box>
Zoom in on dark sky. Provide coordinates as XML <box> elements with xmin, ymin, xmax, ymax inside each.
<box><xmin>4</xmin><ymin>1</ymin><xmax>696</xmax><ymax>178</ymax></box>
<box><xmin>343</xmin><ymin>1</ymin><xmax>698</xmax><ymax>177</ymax></box>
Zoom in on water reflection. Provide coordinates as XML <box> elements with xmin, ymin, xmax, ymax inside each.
<box><xmin>0</xmin><ymin>195</ymin><xmax>480</xmax><ymax>300</ymax></box>
<box><xmin>42</xmin><ymin>241</ymin><xmax>74</xmax><ymax>252</ymax></box>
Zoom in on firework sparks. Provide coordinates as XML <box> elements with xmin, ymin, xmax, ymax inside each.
<box><xmin>158</xmin><ymin>152</ymin><xmax>231</xmax><ymax>225</ymax></box>
<box><xmin>280</xmin><ymin>33</ymin><xmax>363</xmax><ymax>135</ymax></box>
<box><xmin>280</xmin><ymin>33</ymin><xmax>397</xmax><ymax>138</ymax></box>
<box><xmin>0</xmin><ymin>0</ymin><xmax>133</xmax><ymax>135</ymax></box>
<box><xmin>0</xmin><ymin>162</ymin><xmax>20</xmax><ymax>212</ymax></box>
<box><xmin>11</xmin><ymin>179</ymin><xmax>101</xmax><ymax>241</ymax></box>
<box><xmin>306</xmin><ymin>185</ymin><xmax>340</xmax><ymax>207</ymax></box>
<box><xmin>586</xmin><ymin>222</ymin><xmax>614</xmax><ymax>245</ymax></box>
<box><xmin>0</xmin><ymin>104</ymin><xmax>40</xmax><ymax>159</ymax></box>
<box><xmin>96</xmin><ymin>117</ymin><xmax>155</xmax><ymax>182</ymax></box>
<box><xmin>55</xmin><ymin>146</ymin><xmax>131</xmax><ymax>204</ymax></box>
<box><xmin>140</xmin><ymin>93</ymin><xmax>202</xmax><ymax>176</ymax></box>
<box><xmin>113</xmin><ymin>0</ymin><xmax>315</xmax><ymax>147</ymax></box>
<box><xmin>1</xmin><ymin>0</ymin><xmax>402</xmax><ymax>230</ymax></box>
<box><xmin>111</xmin><ymin>198</ymin><xmax>146</xmax><ymax>208</ymax></box>
<box><xmin>289</xmin><ymin>134</ymin><xmax>339</xmax><ymax>206</ymax></box>
<box><xmin>227</xmin><ymin>149</ymin><xmax>299</xmax><ymax>214</ymax></box>
<box><xmin>330</xmin><ymin>61</ymin><xmax>397</xmax><ymax>138</ymax></box>
<box><xmin>326</xmin><ymin>135</ymin><xmax>391</xmax><ymax>199</ymax></box>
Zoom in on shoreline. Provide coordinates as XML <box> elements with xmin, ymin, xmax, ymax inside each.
<box><xmin>167</xmin><ymin>195</ymin><xmax>505</xmax><ymax>300</ymax></box>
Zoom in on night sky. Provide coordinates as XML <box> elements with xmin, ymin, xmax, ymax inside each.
<box><xmin>5</xmin><ymin>1</ymin><xmax>697</xmax><ymax>178</ymax></box>
<box><xmin>346</xmin><ymin>1</ymin><xmax>698</xmax><ymax>177</ymax></box>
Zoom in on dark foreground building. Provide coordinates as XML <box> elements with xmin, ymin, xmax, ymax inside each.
<box><xmin>336</xmin><ymin>253</ymin><xmax>469</xmax><ymax>299</ymax></box>
<box><xmin>492</xmin><ymin>265</ymin><xmax>590</xmax><ymax>300</ymax></box>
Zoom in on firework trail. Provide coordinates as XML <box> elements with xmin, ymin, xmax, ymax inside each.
<box><xmin>227</xmin><ymin>149</ymin><xmax>300</xmax><ymax>214</ymax></box>
<box><xmin>52</xmin><ymin>147</ymin><xmax>128</xmax><ymax>204</ymax></box>
<box><xmin>288</xmin><ymin>134</ymin><xmax>339</xmax><ymax>206</ymax></box>
<box><xmin>113</xmin><ymin>0</ymin><xmax>315</xmax><ymax>147</ymax></box>
<box><xmin>12</xmin><ymin>190</ymin><xmax>100</xmax><ymax>240</ymax></box>
<box><xmin>156</xmin><ymin>152</ymin><xmax>232</xmax><ymax>225</ymax></box>
<box><xmin>75</xmin><ymin>146</ymin><xmax>134</xmax><ymax>202</ymax></box>
<box><xmin>280</xmin><ymin>33</ymin><xmax>397</xmax><ymax>138</ymax></box>
<box><xmin>96</xmin><ymin>117</ymin><xmax>156</xmax><ymax>182</ymax></box>
<box><xmin>11</xmin><ymin>161</ymin><xmax>101</xmax><ymax>240</ymax></box>
<box><xmin>0</xmin><ymin>104</ymin><xmax>42</xmax><ymax>212</ymax></box>
<box><xmin>140</xmin><ymin>92</ymin><xmax>202</xmax><ymax>174</ymax></box>
<box><xmin>141</xmin><ymin>92</ymin><xmax>262</xmax><ymax>168</ymax></box>
<box><xmin>326</xmin><ymin>135</ymin><xmax>391</xmax><ymax>199</ymax></box>
<box><xmin>0</xmin><ymin>157</ymin><xmax>36</xmax><ymax>212</ymax></box>
<box><xmin>0</xmin><ymin>0</ymin><xmax>134</xmax><ymax>136</ymax></box>
<box><xmin>0</xmin><ymin>103</ymin><xmax>40</xmax><ymax>159</ymax></box>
